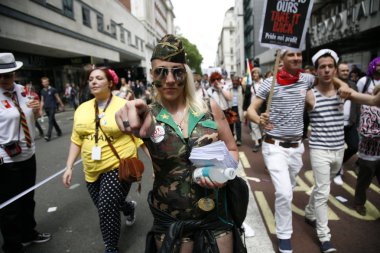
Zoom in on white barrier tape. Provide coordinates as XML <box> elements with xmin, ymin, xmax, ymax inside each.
<box><xmin>0</xmin><ymin>159</ymin><xmax>82</xmax><ymax>210</ymax></box>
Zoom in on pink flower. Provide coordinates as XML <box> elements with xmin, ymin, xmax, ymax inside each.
<box><xmin>108</xmin><ymin>69</ymin><xmax>119</xmax><ymax>85</ymax></box>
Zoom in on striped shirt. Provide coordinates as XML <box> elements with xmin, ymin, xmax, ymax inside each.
<box><xmin>308</xmin><ymin>88</ymin><xmax>345</xmax><ymax>150</ymax></box>
<box><xmin>256</xmin><ymin>73</ymin><xmax>314</xmax><ymax>139</ymax></box>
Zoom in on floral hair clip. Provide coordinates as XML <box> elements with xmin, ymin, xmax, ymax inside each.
<box><xmin>108</xmin><ymin>69</ymin><xmax>119</xmax><ymax>85</ymax></box>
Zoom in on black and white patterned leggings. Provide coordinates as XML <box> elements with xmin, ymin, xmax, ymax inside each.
<box><xmin>87</xmin><ymin>169</ymin><xmax>131</xmax><ymax>252</ymax></box>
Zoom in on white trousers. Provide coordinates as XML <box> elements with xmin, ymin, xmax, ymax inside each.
<box><xmin>262</xmin><ymin>141</ymin><xmax>304</xmax><ymax>239</ymax></box>
<box><xmin>305</xmin><ymin>148</ymin><xmax>344</xmax><ymax>242</ymax></box>
<box><xmin>249</xmin><ymin>121</ymin><xmax>262</xmax><ymax>141</ymax></box>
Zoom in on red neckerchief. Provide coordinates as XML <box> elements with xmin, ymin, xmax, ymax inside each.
<box><xmin>276</xmin><ymin>68</ymin><xmax>302</xmax><ymax>85</ymax></box>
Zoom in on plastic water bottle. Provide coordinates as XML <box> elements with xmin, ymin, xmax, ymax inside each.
<box><xmin>193</xmin><ymin>166</ymin><xmax>236</xmax><ymax>184</ymax></box>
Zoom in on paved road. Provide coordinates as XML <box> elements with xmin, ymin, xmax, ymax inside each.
<box><xmin>0</xmin><ymin>109</ymin><xmax>274</xmax><ymax>253</ymax></box>
<box><xmin>239</xmin><ymin>122</ymin><xmax>380</xmax><ymax>253</ymax></box>
<box><xmin>2</xmin><ymin>109</ymin><xmax>378</xmax><ymax>253</ymax></box>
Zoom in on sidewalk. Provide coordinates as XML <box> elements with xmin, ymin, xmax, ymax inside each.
<box><xmin>237</xmin><ymin>163</ymin><xmax>275</xmax><ymax>253</ymax></box>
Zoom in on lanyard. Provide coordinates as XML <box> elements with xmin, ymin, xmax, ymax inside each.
<box><xmin>94</xmin><ymin>95</ymin><xmax>112</xmax><ymax>145</ymax></box>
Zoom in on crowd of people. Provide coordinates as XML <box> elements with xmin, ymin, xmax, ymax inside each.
<box><xmin>1</xmin><ymin>34</ymin><xmax>380</xmax><ymax>253</ymax></box>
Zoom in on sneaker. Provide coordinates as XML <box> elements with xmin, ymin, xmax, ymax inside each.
<box><xmin>22</xmin><ymin>232</ymin><xmax>51</xmax><ymax>246</ymax></box>
<box><xmin>304</xmin><ymin>217</ymin><xmax>316</xmax><ymax>228</ymax></box>
<box><xmin>122</xmin><ymin>200</ymin><xmax>137</xmax><ymax>226</ymax></box>
<box><xmin>354</xmin><ymin>204</ymin><xmax>366</xmax><ymax>216</ymax></box>
<box><xmin>57</xmin><ymin>132</ymin><xmax>62</xmax><ymax>137</ymax></box>
<box><xmin>333</xmin><ymin>175</ymin><xmax>343</xmax><ymax>186</ymax></box>
<box><xmin>252</xmin><ymin>145</ymin><xmax>260</xmax><ymax>152</ymax></box>
<box><xmin>278</xmin><ymin>239</ymin><xmax>293</xmax><ymax>253</ymax></box>
<box><xmin>320</xmin><ymin>241</ymin><xmax>337</xmax><ymax>252</ymax></box>
<box><xmin>44</xmin><ymin>136</ymin><xmax>50</xmax><ymax>142</ymax></box>
<box><xmin>236</xmin><ymin>140</ymin><xmax>242</xmax><ymax>146</ymax></box>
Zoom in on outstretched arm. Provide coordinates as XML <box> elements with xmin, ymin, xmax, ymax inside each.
<box><xmin>115</xmin><ymin>99</ymin><xmax>155</xmax><ymax>138</ymax></box>
<box><xmin>349</xmin><ymin>87</ymin><xmax>380</xmax><ymax>106</ymax></box>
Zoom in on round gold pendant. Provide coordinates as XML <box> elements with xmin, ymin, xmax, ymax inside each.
<box><xmin>198</xmin><ymin>197</ymin><xmax>215</xmax><ymax>212</ymax></box>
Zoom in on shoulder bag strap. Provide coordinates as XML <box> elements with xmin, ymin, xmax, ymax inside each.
<box><xmin>98</xmin><ymin>124</ymin><xmax>120</xmax><ymax>160</ymax></box>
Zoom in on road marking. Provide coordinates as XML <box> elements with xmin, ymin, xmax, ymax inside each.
<box><xmin>239</xmin><ymin>152</ymin><xmax>251</xmax><ymax>169</ymax></box>
<box><xmin>305</xmin><ymin>170</ymin><xmax>380</xmax><ymax>220</ymax></box>
<box><xmin>69</xmin><ymin>183</ymin><xmax>80</xmax><ymax>190</ymax></box>
<box><xmin>254</xmin><ymin>191</ymin><xmax>276</xmax><ymax>234</ymax></box>
<box><xmin>0</xmin><ymin>159</ymin><xmax>82</xmax><ymax>209</ymax></box>
<box><xmin>347</xmin><ymin>171</ymin><xmax>380</xmax><ymax>194</ymax></box>
<box><xmin>246</xmin><ymin>176</ymin><xmax>261</xmax><ymax>182</ymax></box>
<box><xmin>294</xmin><ymin>175</ymin><xmax>312</xmax><ymax>192</ymax></box>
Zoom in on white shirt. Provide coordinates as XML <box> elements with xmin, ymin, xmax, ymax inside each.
<box><xmin>0</xmin><ymin>83</ymin><xmax>36</xmax><ymax>163</ymax></box>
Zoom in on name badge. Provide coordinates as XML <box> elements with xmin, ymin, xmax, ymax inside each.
<box><xmin>92</xmin><ymin>146</ymin><xmax>101</xmax><ymax>160</ymax></box>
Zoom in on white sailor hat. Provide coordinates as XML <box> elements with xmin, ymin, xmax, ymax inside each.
<box><xmin>312</xmin><ymin>49</ymin><xmax>339</xmax><ymax>66</ymax></box>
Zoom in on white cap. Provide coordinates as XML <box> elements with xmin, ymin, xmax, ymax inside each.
<box><xmin>312</xmin><ymin>49</ymin><xmax>339</xmax><ymax>66</ymax></box>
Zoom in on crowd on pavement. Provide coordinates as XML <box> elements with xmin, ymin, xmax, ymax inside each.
<box><xmin>1</xmin><ymin>34</ymin><xmax>380</xmax><ymax>253</ymax></box>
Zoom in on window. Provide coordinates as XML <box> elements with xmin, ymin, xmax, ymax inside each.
<box><xmin>110</xmin><ymin>22</ymin><xmax>117</xmax><ymax>38</ymax></box>
<box><xmin>97</xmin><ymin>14</ymin><xmax>104</xmax><ymax>32</ymax></box>
<box><xmin>126</xmin><ymin>30</ymin><xmax>131</xmax><ymax>45</ymax></box>
<box><xmin>120</xmin><ymin>28</ymin><xmax>125</xmax><ymax>43</ymax></box>
<box><xmin>82</xmin><ymin>7</ymin><xmax>91</xmax><ymax>27</ymax></box>
<box><xmin>63</xmin><ymin>0</ymin><xmax>73</xmax><ymax>17</ymax></box>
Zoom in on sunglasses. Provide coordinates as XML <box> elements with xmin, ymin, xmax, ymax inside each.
<box><xmin>152</xmin><ymin>67</ymin><xmax>186</xmax><ymax>87</ymax></box>
<box><xmin>0</xmin><ymin>72</ymin><xmax>14</xmax><ymax>79</ymax></box>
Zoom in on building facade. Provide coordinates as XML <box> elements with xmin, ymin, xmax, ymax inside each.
<box><xmin>131</xmin><ymin>0</ymin><xmax>175</xmax><ymax>77</ymax></box>
<box><xmin>216</xmin><ymin>7</ymin><xmax>237</xmax><ymax>79</ymax></box>
<box><xmin>234</xmin><ymin>0</ymin><xmax>245</xmax><ymax>77</ymax></box>
<box><xmin>308</xmin><ymin>0</ymin><xmax>380</xmax><ymax>71</ymax></box>
<box><xmin>0</xmin><ymin>0</ymin><xmax>174</xmax><ymax>93</ymax></box>
<box><xmin>246</xmin><ymin>0</ymin><xmax>380</xmax><ymax>73</ymax></box>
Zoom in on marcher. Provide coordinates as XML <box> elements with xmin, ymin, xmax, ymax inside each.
<box><xmin>25</xmin><ymin>82</ymin><xmax>44</xmax><ymax>137</ymax></box>
<box><xmin>247</xmin><ymin>49</ymin><xmax>350</xmax><ymax>253</ymax></box>
<box><xmin>64</xmin><ymin>83</ymin><xmax>78</xmax><ymax>110</ymax></box>
<box><xmin>39</xmin><ymin>76</ymin><xmax>64</xmax><ymax>141</ymax></box>
<box><xmin>115</xmin><ymin>34</ymin><xmax>243</xmax><ymax>253</ymax></box>
<box><xmin>304</xmin><ymin>49</ymin><xmax>380</xmax><ymax>253</ymax></box>
<box><xmin>0</xmin><ymin>52</ymin><xmax>51</xmax><ymax>253</ymax></box>
<box><xmin>230</xmin><ymin>76</ymin><xmax>244</xmax><ymax>146</ymax></box>
<box><xmin>249</xmin><ymin>68</ymin><xmax>264</xmax><ymax>152</ymax></box>
<box><xmin>194</xmin><ymin>74</ymin><xmax>208</xmax><ymax>100</ymax></box>
<box><xmin>354</xmin><ymin>57</ymin><xmax>380</xmax><ymax>216</ymax></box>
<box><xmin>333</xmin><ymin>62</ymin><xmax>360</xmax><ymax>185</ymax></box>
<box><xmin>207</xmin><ymin>72</ymin><xmax>235</xmax><ymax>142</ymax></box>
<box><xmin>116</xmin><ymin>77</ymin><xmax>134</xmax><ymax>101</ymax></box>
<box><xmin>62</xmin><ymin>67</ymin><xmax>142</xmax><ymax>253</ymax></box>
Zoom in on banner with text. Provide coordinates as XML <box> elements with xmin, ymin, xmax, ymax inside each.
<box><xmin>259</xmin><ymin>0</ymin><xmax>314</xmax><ymax>50</ymax></box>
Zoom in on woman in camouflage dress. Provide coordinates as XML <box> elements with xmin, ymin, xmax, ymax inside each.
<box><xmin>116</xmin><ymin>34</ymin><xmax>241</xmax><ymax>253</ymax></box>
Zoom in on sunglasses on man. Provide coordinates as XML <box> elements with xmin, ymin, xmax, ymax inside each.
<box><xmin>0</xmin><ymin>72</ymin><xmax>14</xmax><ymax>79</ymax></box>
<box><xmin>152</xmin><ymin>67</ymin><xmax>186</xmax><ymax>87</ymax></box>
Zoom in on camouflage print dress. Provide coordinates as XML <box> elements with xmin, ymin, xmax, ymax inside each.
<box><xmin>143</xmin><ymin>102</ymin><xmax>224</xmax><ymax>220</ymax></box>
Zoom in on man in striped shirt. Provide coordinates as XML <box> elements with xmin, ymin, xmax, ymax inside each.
<box><xmin>247</xmin><ymin>49</ymin><xmax>317</xmax><ymax>253</ymax></box>
<box><xmin>304</xmin><ymin>49</ymin><xmax>380</xmax><ymax>253</ymax></box>
<box><xmin>247</xmin><ymin>48</ymin><xmax>353</xmax><ymax>253</ymax></box>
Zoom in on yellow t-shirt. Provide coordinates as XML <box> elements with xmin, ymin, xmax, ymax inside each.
<box><xmin>71</xmin><ymin>96</ymin><xmax>143</xmax><ymax>182</ymax></box>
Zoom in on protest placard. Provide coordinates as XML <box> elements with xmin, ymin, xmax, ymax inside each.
<box><xmin>259</xmin><ymin>0</ymin><xmax>314</xmax><ymax>50</ymax></box>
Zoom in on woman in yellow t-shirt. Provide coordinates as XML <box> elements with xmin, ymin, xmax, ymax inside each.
<box><xmin>62</xmin><ymin>67</ymin><xmax>144</xmax><ymax>253</ymax></box>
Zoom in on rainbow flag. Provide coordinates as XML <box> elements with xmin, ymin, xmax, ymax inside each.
<box><xmin>246</xmin><ymin>58</ymin><xmax>253</xmax><ymax>85</ymax></box>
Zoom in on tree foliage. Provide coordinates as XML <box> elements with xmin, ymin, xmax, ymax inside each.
<box><xmin>180</xmin><ymin>36</ymin><xmax>203</xmax><ymax>74</ymax></box>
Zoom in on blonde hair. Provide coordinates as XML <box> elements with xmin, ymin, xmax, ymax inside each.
<box><xmin>252</xmin><ymin>67</ymin><xmax>262</xmax><ymax>76</ymax></box>
<box><xmin>154</xmin><ymin>64</ymin><xmax>208</xmax><ymax>114</ymax></box>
